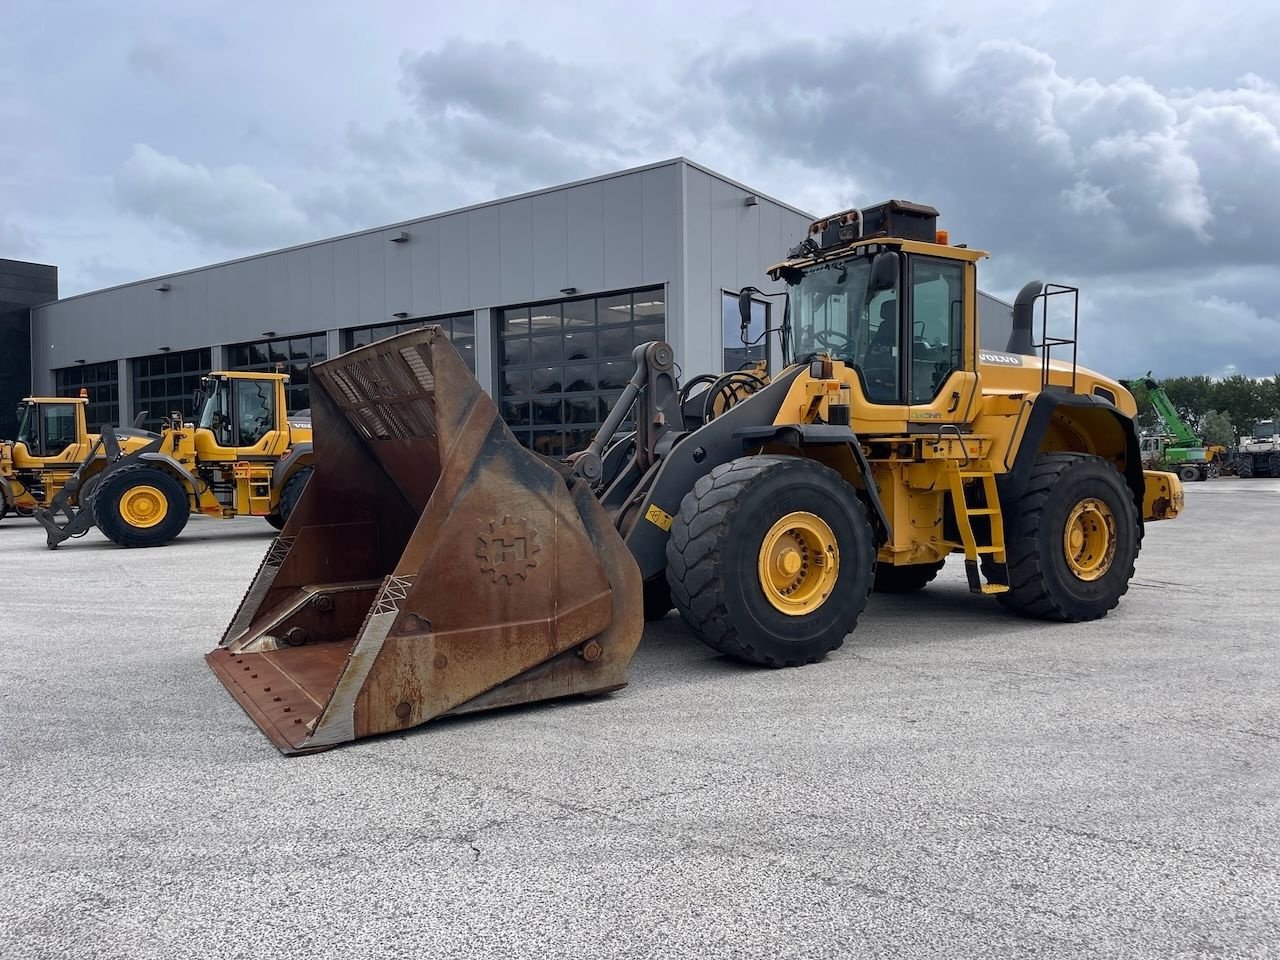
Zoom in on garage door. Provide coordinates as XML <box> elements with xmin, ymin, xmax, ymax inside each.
<box><xmin>497</xmin><ymin>287</ymin><xmax>665</xmax><ymax>456</ymax></box>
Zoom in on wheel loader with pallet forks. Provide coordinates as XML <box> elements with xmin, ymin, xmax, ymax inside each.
<box><xmin>208</xmin><ymin>199</ymin><xmax>1183</xmax><ymax>755</ymax></box>
<box><xmin>35</xmin><ymin>371</ymin><xmax>313</xmax><ymax>548</ymax></box>
<box><xmin>2</xmin><ymin>394</ymin><xmax>155</xmax><ymax>521</ymax></box>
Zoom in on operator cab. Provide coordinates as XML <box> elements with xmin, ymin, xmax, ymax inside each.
<box><xmin>773</xmin><ymin>200</ymin><xmax>975</xmax><ymax>417</ymax></box>
<box><xmin>15</xmin><ymin>399</ymin><xmax>78</xmax><ymax>458</ymax></box>
<box><xmin>197</xmin><ymin>375</ymin><xmax>276</xmax><ymax>448</ymax></box>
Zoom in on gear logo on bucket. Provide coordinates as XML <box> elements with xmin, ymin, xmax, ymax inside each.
<box><xmin>477</xmin><ymin>517</ymin><xmax>541</xmax><ymax>584</ymax></box>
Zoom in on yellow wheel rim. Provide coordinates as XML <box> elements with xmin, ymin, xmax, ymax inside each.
<box><xmin>757</xmin><ymin>511</ymin><xmax>840</xmax><ymax>615</ymax></box>
<box><xmin>1063</xmin><ymin>497</ymin><xmax>1116</xmax><ymax>581</ymax></box>
<box><xmin>119</xmin><ymin>484</ymin><xmax>168</xmax><ymax>528</ymax></box>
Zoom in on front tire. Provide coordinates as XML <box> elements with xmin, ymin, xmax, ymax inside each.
<box><xmin>1238</xmin><ymin>456</ymin><xmax>1254</xmax><ymax>479</ymax></box>
<box><xmin>1177</xmin><ymin>464</ymin><xmax>1200</xmax><ymax>483</ymax></box>
<box><xmin>93</xmin><ymin>466</ymin><xmax>190</xmax><ymax>547</ymax></box>
<box><xmin>997</xmin><ymin>453</ymin><xmax>1139</xmax><ymax>622</ymax></box>
<box><xmin>666</xmin><ymin>456</ymin><xmax>876</xmax><ymax>667</ymax></box>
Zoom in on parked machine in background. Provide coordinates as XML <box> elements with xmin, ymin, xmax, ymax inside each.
<box><xmin>1126</xmin><ymin>374</ymin><xmax>1225</xmax><ymax>482</ymax></box>
<box><xmin>35</xmin><ymin>371</ymin><xmax>313</xmax><ymax>548</ymax></box>
<box><xmin>1235</xmin><ymin>419</ymin><xmax>1280</xmax><ymax>478</ymax></box>
<box><xmin>1</xmin><ymin>393</ymin><xmax>154</xmax><ymax>521</ymax></box>
<box><xmin>205</xmin><ymin>199</ymin><xmax>1184</xmax><ymax>755</ymax></box>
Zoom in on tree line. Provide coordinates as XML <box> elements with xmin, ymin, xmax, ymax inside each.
<box><xmin>1126</xmin><ymin>375</ymin><xmax>1280</xmax><ymax>447</ymax></box>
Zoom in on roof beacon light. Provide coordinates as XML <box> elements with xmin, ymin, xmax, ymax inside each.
<box><xmin>936</xmin><ymin>229</ymin><xmax>950</xmax><ymax>245</ymax></box>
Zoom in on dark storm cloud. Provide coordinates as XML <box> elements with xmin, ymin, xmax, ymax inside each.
<box><xmin>71</xmin><ymin>25</ymin><xmax>1280</xmax><ymax>376</ymax></box>
<box><xmin>703</xmin><ymin>37</ymin><xmax>1280</xmax><ymax>275</ymax></box>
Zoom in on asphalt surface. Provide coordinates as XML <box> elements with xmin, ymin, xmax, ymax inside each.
<box><xmin>1</xmin><ymin>480</ymin><xmax>1277</xmax><ymax>959</ymax></box>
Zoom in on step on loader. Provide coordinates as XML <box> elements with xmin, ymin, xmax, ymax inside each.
<box><xmin>209</xmin><ymin>199</ymin><xmax>1184</xmax><ymax>755</ymax></box>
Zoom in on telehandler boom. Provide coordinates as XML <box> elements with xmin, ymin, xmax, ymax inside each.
<box><xmin>208</xmin><ymin>200</ymin><xmax>1182</xmax><ymax>754</ymax></box>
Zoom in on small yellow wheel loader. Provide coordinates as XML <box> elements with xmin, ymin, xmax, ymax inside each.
<box><xmin>2</xmin><ymin>395</ymin><xmax>155</xmax><ymax>521</ymax></box>
<box><xmin>35</xmin><ymin>372</ymin><xmax>313</xmax><ymax>548</ymax></box>
<box><xmin>208</xmin><ymin>200</ymin><xmax>1183</xmax><ymax>754</ymax></box>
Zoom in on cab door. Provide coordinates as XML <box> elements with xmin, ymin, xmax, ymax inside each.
<box><xmin>904</xmin><ymin>255</ymin><xmax>978</xmax><ymax>426</ymax></box>
<box><xmin>231</xmin><ymin>378</ymin><xmax>286</xmax><ymax>459</ymax></box>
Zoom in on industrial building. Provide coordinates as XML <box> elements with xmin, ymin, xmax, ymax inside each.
<box><xmin>5</xmin><ymin>158</ymin><xmax>1014</xmax><ymax>453</ymax></box>
<box><xmin>10</xmin><ymin>159</ymin><xmax>814</xmax><ymax>455</ymax></box>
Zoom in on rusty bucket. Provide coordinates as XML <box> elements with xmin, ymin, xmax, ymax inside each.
<box><xmin>207</xmin><ymin>328</ymin><xmax>643</xmax><ymax>754</ymax></box>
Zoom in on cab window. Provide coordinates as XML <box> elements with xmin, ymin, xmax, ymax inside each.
<box><xmin>236</xmin><ymin>380</ymin><xmax>275</xmax><ymax>446</ymax></box>
<box><xmin>19</xmin><ymin>403</ymin><xmax>77</xmax><ymax>457</ymax></box>
<box><xmin>909</xmin><ymin>258</ymin><xmax>965</xmax><ymax>404</ymax></box>
<box><xmin>43</xmin><ymin>404</ymin><xmax>77</xmax><ymax>455</ymax></box>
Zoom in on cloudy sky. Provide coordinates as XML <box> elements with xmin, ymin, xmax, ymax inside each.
<box><xmin>3</xmin><ymin>0</ymin><xmax>1278</xmax><ymax>377</ymax></box>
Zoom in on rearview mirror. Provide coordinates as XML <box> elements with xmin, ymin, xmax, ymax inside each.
<box><xmin>738</xmin><ymin>289</ymin><xmax>754</xmax><ymax>343</ymax></box>
<box><xmin>870</xmin><ymin>251</ymin><xmax>899</xmax><ymax>293</ymax></box>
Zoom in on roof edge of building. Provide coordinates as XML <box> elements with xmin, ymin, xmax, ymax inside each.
<box><xmin>41</xmin><ymin>158</ymin><xmax>813</xmax><ymax>309</ymax></box>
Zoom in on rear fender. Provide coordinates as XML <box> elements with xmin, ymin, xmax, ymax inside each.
<box><xmin>272</xmin><ymin>442</ymin><xmax>314</xmax><ymax>488</ymax></box>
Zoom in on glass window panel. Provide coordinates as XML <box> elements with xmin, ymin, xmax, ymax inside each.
<box><xmin>598</xmin><ymin>325</ymin><xmax>631</xmax><ymax>358</ymax></box>
<box><xmin>562</xmin><ymin>298</ymin><xmax>596</xmax><ymax>328</ymax></box>
<box><xmin>597</xmin><ymin>293</ymin><xmax>631</xmax><ymax>325</ymax></box>
<box><xmin>632</xmin><ymin>294</ymin><xmax>665</xmax><ymax>318</ymax></box>
<box><xmin>531</xmin><ymin>366</ymin><xmax>560</xmax><ymax>394</ymax></box>
<box><xmin>564</xmin><ymin>429</ymin><xmax>595</xmax><ymax>454</ymax></box>
<box><xmin>269</xmin><ymin>344</ymin><xmax>288</xmax><ymax>363</ymax></box>
<box><xmin>249</xmin><ymin>344</ymin><xmax>268</xmax><ymax>366</ymax></box>
<box><xmin>532</xmin><ymin>398</ymin><xmax>562</xmax><ymax>425</ymax></box>
<box><xmin>598</xmin><ymin>395</ymin><xmax>619</xmax><ymax>422</ymax></box>
<box><xmin>138</xmin><ymin>380</ymin><xmax>151</xmax><ymax>399</ymax></box>
<box><xmin>530</xmin><ymin>430</ymin><xmax>564</xmax><ymax>457</ymax></box>
<box><xmin>530</xmin><ymin>335</ymin><xmax>561</xmax><ymax>365</ymax></box>
<box><xmin>598</xmin><ymin>361</ymin><xmax>630</xmax><ymax>390</ymax></box>
<box><xmin>528</xmin><ymin>309</ymin><xmax>561</xmax><ymax>334</ymax></box>
<box><xmin>563</xmin><ymin>329</ymin><xmax>596</xmax><ymax>361</ymax></box>
<box><xmin>563</xmin><ymin>364</ymin><xmax>595</xmax><ymax>393</ymax></box>
<box><xmin>501</xmin><ymin>336</ymin><xmax>530</xmax><ymax>366</ymax></box>
<box><xmin>450</xmin><ymin>314</ymin><xmax>474</xmax><ymax>337</ymax></box>
<box><xmin>501</xmin><ymin>369</ymin><xmax>531</xmax><ymax>396</ymax></box>
<box><xmin>500</xmin><ymin>307</ymin><xmax>530</xmax><ymax>334</ymax></box>
<box><xmin>290</xmin><ymin>385</ymin><xmax>310</xmax><ymax>413</ymax></box>
<box><xmin>566</xmin><ymin>397</ymin><xmax>597</xmax><ymax>424</ymax></box>
<box><xmin>633</xmin><ymin>322</ymin><xmax>665</xmax><ymax>347</ymax></box>
<box><xmin>502</xmin><ymin>401</ymin><xmax>531</xmax><ymax>426</ymax></box>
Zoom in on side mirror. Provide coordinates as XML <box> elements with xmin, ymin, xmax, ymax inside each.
<box><xmin>738</xmin><ymin>289</ymin><xmax>754</xmax><ymax>343</ymax></box>
<box><xmin>870</xmin><ymin>251</ymin><xmax>899</xmax><ymax>293</ymax></box>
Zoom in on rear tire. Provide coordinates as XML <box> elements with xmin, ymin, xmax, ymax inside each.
<box><xmin>997</xmin><ymin>453</ymin><xmax>1139</xmax><ymax>622</ymax></box>
<box><xmin>666</xmin><ymin>456</ymin><xmax>875</xmax><ymax>667</ymax></box>
<box><xmin>1269</xmin><ymin>454</ymin><xmax>1280</xmax><ymax>478</ymax></box>
<box><xmin>873</xmin><ymin>559</ymin><xmax>945</xmax><ymax>593</ymax></box>
<box><xmin>1177</xmin><ymin>464</ymin><xmax>1199</xmax><ymax>483</ymax></box>
<box><xmin>93</xmin><ymin>466</ymin><xmax>190</xmax><ymax>547</ymax></box>
<box><xmin>277</xmin><ymin>467</ymin><xmax>311</xmax><ymax>523</ymax></box>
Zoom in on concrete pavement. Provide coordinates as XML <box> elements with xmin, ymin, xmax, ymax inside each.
<box><xmin>1</xmin><ymin>480</ymin><xmax>1277</xmax><ymax>958</ymax></box>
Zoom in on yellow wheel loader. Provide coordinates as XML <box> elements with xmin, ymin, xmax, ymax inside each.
<box><xmin>208</xmin><ymin>200</ymin><xmax>1183</xmax><ymax>755</ymax></box>
<box><xmin>35</xmin><ymin>372</ymin><xmax>314</xmax><ymax>548</ymax></box>
<box><xmin>1</xmin><ymin>394</ymin><xmax>156</xmax><ymax>522</ymax></box>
